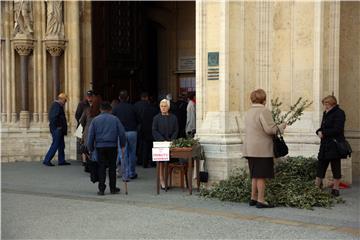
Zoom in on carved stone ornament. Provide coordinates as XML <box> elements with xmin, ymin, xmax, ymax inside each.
<box><xmin>13</xmin><ymin>0</ymin><xmax>34</xmax><ymax>37</ymax></box>
<box><xmin>44</xmin><ymin>39</ymin><xmax>66</xmax><ymax>56</ymax></box>
<box><xmin>45</xmin><ymin>1</ymin><xmax>65</xmax><ymax>39</ymax></box>
<box><xmin>13</xmin><ymin>38</ymin><xmax>34</xmax><ymax>56</ymax></box>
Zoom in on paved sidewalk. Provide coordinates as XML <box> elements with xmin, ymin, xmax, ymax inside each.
<box><xmin>2</xmin><ymin>160</ymin><xmax>359</xmax><ymax>239</ymax></box>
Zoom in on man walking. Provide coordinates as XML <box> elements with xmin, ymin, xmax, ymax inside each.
<box><xmin>112</xmin><ymin>90</ymin><xmax>139</xmax><ymax>180</ymax></box>
<box><xmin>87</xmin><ymin>102</ymin><xmax>126</xmax><ymax>195</ymax></box>
<box><xmin>43</xmin><ymin>93</ymin><xmax>71</xmax><ymax>166</ymax></box>
<box><xmin>134</xmin><ymin>92</ymin><xmax>158</xmax><ymax>168</ymax></box>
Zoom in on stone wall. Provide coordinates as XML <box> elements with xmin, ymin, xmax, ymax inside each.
<box><xmin>1</xmin><ymin>127</ymin><xmax>77</xmax><ymax>162</ymax></box>
<box><xmin>197</xmin><ymin>1</ymin><xmax>359</xmax><ymax>183</ymax></box>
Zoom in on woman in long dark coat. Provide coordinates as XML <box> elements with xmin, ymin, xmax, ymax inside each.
<box><xmin>315</xmin><ymin>95</ymin><xmax>346</xmax><ymax>197</ymax></box>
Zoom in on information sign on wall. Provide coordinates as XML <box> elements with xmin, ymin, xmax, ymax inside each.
<box><xmin>178</xmin><ymin>56</ymin><xmax>195</xmax><ymax>71</ymax></box>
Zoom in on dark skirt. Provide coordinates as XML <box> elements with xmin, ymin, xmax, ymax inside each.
<box><xmin>247</xmin><ymin>157</ymin><xmax>274</xmax><ymax>179</ymax></box>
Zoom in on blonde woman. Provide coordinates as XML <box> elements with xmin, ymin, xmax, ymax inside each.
<box><xmin>243</xmin><ymin>89</ymin><xmax>286</xmax><ymax>208</ymax></box>
<box><xmin>315</xmin><ymin>95</ymin><xmax>346</xmax><ymax>197</ymax></box>
<box><xmin>152</xmin><ymin>99</ymin><xmax>179</xmax><ymax>189</ymax></box>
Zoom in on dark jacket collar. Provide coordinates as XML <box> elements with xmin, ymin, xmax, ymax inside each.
<box><xmin>324</xmin><ymin>105</ymin><xmax>339</xmax><ymax>115</ymax></box>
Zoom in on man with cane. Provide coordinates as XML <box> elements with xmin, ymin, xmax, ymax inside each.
<box><xmin>87</xmin><ymin>102</ymin><xmax>127</xmax><ymax>195</ymax></box>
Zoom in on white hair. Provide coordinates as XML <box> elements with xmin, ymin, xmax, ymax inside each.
<box><xmin>159</xmin><ymin>99</ymin><xmax>170</xmax><ymax>108</ymax></box>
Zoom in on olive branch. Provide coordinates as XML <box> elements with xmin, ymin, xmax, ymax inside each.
<box><xmin>271</xmin><ymin>97</ymin><xmax>313</xmax><ymax>125</ymax></box>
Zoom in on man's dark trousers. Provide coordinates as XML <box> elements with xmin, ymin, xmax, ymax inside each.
<box><xmin>44</xmin><ymin>128</ymin><xmax>65</xmax><ymax>164</ymax></box>
<box><xmin>97</xmin><ymin>147</ymin><xmax>117</xmax><ymax>192</ymax></box>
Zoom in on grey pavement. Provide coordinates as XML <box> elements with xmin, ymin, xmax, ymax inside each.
<box><xmin>1</xmin><ymin>160</ymin><xmax>359</xmax><ymax>239</ymax></box>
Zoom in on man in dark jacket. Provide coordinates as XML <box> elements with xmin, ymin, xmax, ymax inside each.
<box><xmin>112</xmin><ymin>90</ymin><xmax>139</xmax><ymax>180</ymax></box>
<box><xmin>87</xmin><ymin>102</ymin><xmax>126</xmax><ymax>195</ymax></box>
<box><xmin>134</xmin><ymin>92</ymin><xmax>158</xmax><ymax>168</ymax></box>
<box><xmin>43</xmin><ymin>93</ymin><xmax>71</xmax><ymax>166</ymax></box>
<box><xmin>75</xmin><ymin>90</ymin><xmax>94</xmax><ymax>126</ymax></box>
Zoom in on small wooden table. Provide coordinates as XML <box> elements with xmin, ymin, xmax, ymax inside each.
<box><xmin>156</xmin><ymin>144</ymin><xmax>201</xmax><ymax>195</ymax></box>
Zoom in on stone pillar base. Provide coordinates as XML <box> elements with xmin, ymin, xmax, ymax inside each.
<box><xmin>1</xmin><ymin>113</ymin><xmax>6</xmax><ymax>123</ymax></box>
<box><xmin>42</xmin><ymin>112</ymin><xmax>48</xmax><ymax>124</ymax></box>
<box><xmin>33</xmin><ymin>113</ymin><xmax>39</xmax><ymax>122</ymax></box>
<box><xmin>19</xmin><ymin>111</ymin><xmax>30</xmax><ymax>128</ymax></box>
<box><xmin>11</xmin><ymin>113</ymin><xmax>17</xmax><ymax>123</ymax></box>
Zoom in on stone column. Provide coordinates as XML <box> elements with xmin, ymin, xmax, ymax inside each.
<box><xmin>5</xmin><ymin>2</ymin><xmax>13</xmax><ymax>124</ymax></box>
<box><xmin>44</xmin><ymin>1</ymin><xmax>66</xmax><ymax>100</ymax></box>
<box><xmin>45</xmin><ymin>39</ymin><xmax>66</xmax><ymax>99</ymax></box>
<box><xmin>13</xmin><ymin>37</ymin><xmax>34</xmax><ymax>128</ymax></box>
<box><xmin>0</xmin><ymin>38</ymin><xmax>5</xmax><ymax>123</ymax></box>
<box><xmin>256</xmin><ymin>1</ymin><xmax>272</xmax><ymax>93</ymax></box>
<box><xmin>196</xmin><ymin>2</ymin><xmax>243</xmax><ymax>182</ymax></box>
<box><xmin>65</xmin><ymin>1</ymin><xmax>81</xmax><ymax>160</ymax></box>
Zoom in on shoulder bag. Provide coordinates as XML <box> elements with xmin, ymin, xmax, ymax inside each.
<box><xmin>273</xmin><ymin>126</ymin><xmax>288</xmax><ymax>158</ymax></box>
<box><xmin>333</xmin><ymin>139</ymin><xmax>352</xmax><ymax>158</ymax></box>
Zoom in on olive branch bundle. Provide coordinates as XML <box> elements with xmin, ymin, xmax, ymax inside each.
<box><xmin>271</xmin><ymin>97</ymin><xmax>313</xmax><ymax>125</ymax></box>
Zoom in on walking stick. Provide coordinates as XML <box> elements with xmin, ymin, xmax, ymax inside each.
<box><xmin>120</xmin><ymin>150</ymin><xmax>128</xmax><ymax>195</ymax></box>
<box><xmin>124</xmin><ymin>181</ymin><xmax>128</xmax><ymax>195</ymax></box>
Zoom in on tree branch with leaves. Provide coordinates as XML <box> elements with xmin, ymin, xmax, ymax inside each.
<box><xmin>271</xmin><ymin>97</ymin><xmax>313</xmax><ymax>125</ymax></box>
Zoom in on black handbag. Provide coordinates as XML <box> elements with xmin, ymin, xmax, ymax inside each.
<box><xmin>333</xmin><ymin>139</ymin><xmax>352</xmax><ymax>158</ymax></box>
<box><xmin>199</xmin><ymin>147</ymin><xmax>208</xmax><ymax>183</ymax></box>
<box><xmin>273</xmin><ymin>127</ymin><xmax>288</xmax><ymax>158</ymax></box>
<box><xmin>199</xmin><ymin>169</ymin><xmax>208</xmax><ymax>183</ymax></box>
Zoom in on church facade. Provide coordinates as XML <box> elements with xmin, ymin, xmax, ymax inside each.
<box><xmin>1</xmin><ymin>1</ymin><xmax>359</xmax><ymax>183</ymax></box>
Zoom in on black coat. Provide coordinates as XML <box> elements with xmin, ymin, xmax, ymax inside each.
<box><xmin>112</xmin><ymin>102</ymin><xmax>139</xmax><ymax>132</ymax></box>
<box><xmin>316</xmin><ymin>105</ymin><xmax>346</xmax><ymax>160</ymax></box>
<box><xmin>152</xmin><ymin>113</ymin><xmax>179</xmax><ymax>141</ymax></box>
<box><xmin>135</xmin><ymin>100</ymin><xmax>159</xmax><ymax>140</ymax></box>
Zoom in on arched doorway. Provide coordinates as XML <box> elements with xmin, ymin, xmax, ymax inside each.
<box><xmin>91</xmin><ymin>1</ymin><xmax>195</xmax><ymax>103</ymax></box>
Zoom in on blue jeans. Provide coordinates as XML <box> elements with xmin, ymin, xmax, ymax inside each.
<box><xmin>44</xmin><ymin>128</ymin><xmax>65</xmax><ymax>164</ymax></box>
<box><xmin>118</xmin><ymin>131</ymin><xmax>137</xmax><ymax>180</ymax></box>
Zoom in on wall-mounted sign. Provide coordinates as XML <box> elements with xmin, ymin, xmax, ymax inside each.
<box><xmin>178</xmin><ymin>56</ymin><xmax>195</xmax><ymax>71</ymax></box>
<box><xmin>208</xmin><ymin>52</ymin><xmax>219</xmax><ymax>80</ymax></box>
<box><xmin>208</xmin><ymin>52</ymin><xmax>219</xmax><ymax>67</ymax></box>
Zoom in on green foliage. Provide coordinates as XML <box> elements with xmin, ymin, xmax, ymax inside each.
<box><xmin>200</xmin><ymin>169</ymin><xmax>251</xmax><ymax>202</ymax></box>
<box><xmin>271</xmin><ymin>97</ymin><xmax>313</xmax><ymax>125</ymax></box>
<box><xmin>171</xmin><ymin>138</ymin><xmax>199</xmax><ymax>148</ymax></box>
<box><xmin>200</xmin><ymin>156</ymin><xmax>344</xmax><ymax>210</ymax></box>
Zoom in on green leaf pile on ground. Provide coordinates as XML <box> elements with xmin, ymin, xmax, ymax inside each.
<box><xmin>200</xmin><ymin>156</ymin><xmax>344</xmax><ymax>210</ymax></box>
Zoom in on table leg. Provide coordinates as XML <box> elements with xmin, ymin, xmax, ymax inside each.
<box><xmin>156</xmin><ymin>161</ymin><xmax>160</xmax><ymax>194</ymax></box>
<box><xmin>188</xmin><ymin>157</ymin><xmax>193</xmax><ymax>195</ymax></box>
<box><xmin>164</xmin><ymin>161</ymin><xmax>168</xmax><ymax>192</ymax></box>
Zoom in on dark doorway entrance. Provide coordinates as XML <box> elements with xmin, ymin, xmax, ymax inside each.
<box><xmin>92</xmin><ymin>1</ymin><xmax>159</xmax><ymax>102</ymax></box>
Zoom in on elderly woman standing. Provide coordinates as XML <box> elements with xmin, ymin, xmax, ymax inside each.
<box><xmin>243</xmin><ymin>89</ymin><xmax>286</xmax><ymax>208</ymax></box>
<box><xmin>315</xmin><ymin>95</ymin><xmax>346</xmax><ymax>197</ymax></box>
<box><xmin>152</xmin><ymin>99</ymin><xmax>179</xmax><ymax>189</ymax></box>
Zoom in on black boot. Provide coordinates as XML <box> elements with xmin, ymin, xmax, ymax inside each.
<box><xmin>331</xmin><ymin>189</ymin><xmax>340</xmax><ymax>197</ymax></box>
